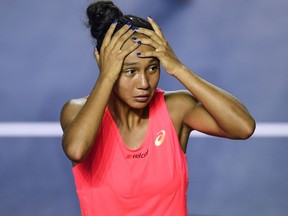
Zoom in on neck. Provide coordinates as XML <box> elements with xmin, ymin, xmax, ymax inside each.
<box><xmin>108</xmin><ymin>93</ymin><xmax>149</xmax><ymax>130</ymax></box>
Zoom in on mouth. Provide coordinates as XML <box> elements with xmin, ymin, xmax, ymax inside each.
<box><xmin>133</xmin><ymin>95</ymin><xmax>150</xmax><ymax>102</ymax></box>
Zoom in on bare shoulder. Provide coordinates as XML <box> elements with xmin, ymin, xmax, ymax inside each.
<box><xmin>163</xmin><ymin>91</ymin><xmax>198</xmax><ymax>151</ymax></box>
<box><xmin>60</xmin><ymin>97</ymin><xmax>87</xmax><ymax>131</ymax></box>
<box><xmin>164</xmin><ymin>90</ymin><xmax>198</xmax><ymax>110</ymax></box>
<box><xmin>164</xmin><ymin>90</ymin><xmax>198</xmax><ymax>124</ymax></box>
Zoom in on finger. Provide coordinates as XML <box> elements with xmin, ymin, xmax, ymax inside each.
<box><xmin>132</xmin><ymin>37</ymin><xmax>161</xmax><ymax>51</ymax></box>
<box><xmin>109</xmin><ymin>23</ymin><xmax>132</xmax><ymax>49</ymax></box>
<box><xmin>147</xmin><ymin>16</ymin><xmax>165</xmax><ymax>39</ymax></box>
<box><xmin>135</xmin><ymin>27</ymin><xmax>163</xmax><ymax>45</ymax></box>
<box><xmin>112</xmin><ymin>29</ymin><xmax>138</xmax><ymax>52</ymax></box>
<box><xmin>120</xmin><ymin>41</ymin><xmax>142</xmax><ymax>57</ymax></box>
<box><xmin>100</xmin><ymin>20</ymin><xmax>118</xmax><ymax>51</ymax></box>
<box><xmin>137</xmin><ymin>50</ymin><xmax>160</xmax><ymax>58</ymax></box>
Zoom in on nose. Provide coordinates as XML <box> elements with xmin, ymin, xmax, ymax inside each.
<box><xmin>138</xmin><ymin>72</ymin><xmax>149</xmax><ymax>89</ymax></box>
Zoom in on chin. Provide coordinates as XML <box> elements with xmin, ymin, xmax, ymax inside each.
<box><xmin>131</xmin><ymin>103</ymin><xmax>149</xmax><ymax>110</ymax></box>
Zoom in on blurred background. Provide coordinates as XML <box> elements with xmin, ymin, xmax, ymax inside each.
<box><xmin>1</xmin><ymin>0</ymin><xmax>287</xmax><ymax>215</ymax></box>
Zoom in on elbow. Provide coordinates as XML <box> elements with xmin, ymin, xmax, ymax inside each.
<box><xmin>237</xmin><ymin>118</ymin><xmax>256</xmax><ymax>140</ymax></box>
<box><xmin>65</xmin><ymin>148</ymin><xmax>87</xmax><ymax>163</ymax></box>
<box><xmin>62</xmin><ymin>139</ymin><xmax>89</xmax><ymax>163</ymax></box>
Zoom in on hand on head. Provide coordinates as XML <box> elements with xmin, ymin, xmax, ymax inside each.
<box><xmin>133</xmin><ymin>17</ymin><xmax>184</xmax><ymax>76</ymax></box>
<box><xmin>88</xmin><ymin>1</ymin><xmax>183</xmax><ymax>81</ymax></box>
<box><xmin>94</xmin><ymin>22</ymin><xmax>141</xmax><ymax>82</ymax></box>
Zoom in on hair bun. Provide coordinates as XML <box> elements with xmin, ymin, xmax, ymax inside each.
<box><xmin>87</xmin><ymin>1</ymin><xmax>123</xmax><ymax>41</ymax></box>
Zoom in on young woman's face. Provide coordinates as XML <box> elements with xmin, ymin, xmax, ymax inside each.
<box><xmin>113</xmin><ymin>37</ymin><xmax>160</xmax><ymax>109</ymax></box>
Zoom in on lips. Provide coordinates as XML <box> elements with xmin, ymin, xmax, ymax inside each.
<box><xmin>134</xmin><ymin>94</ymin><xmax>150</xmax><ymax>102</ymax></box>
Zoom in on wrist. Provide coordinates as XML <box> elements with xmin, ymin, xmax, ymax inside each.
<box><xmin>171</xmin><ymin>64</ymin><xmax>188</xmax><ymax>78</ymax></box>
<box><xmin>98</xmin><ymin>73</ymin><xmax>118</xmax><ymax>85</ymax></box>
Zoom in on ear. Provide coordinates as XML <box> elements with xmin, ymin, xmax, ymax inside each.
<box><xmin>94</xmin><ymin>47</ymin><xmax>100</xmax><ymax>68</ymax></box>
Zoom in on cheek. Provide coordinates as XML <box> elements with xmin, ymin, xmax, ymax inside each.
<box><xmin>114</xmin><ymin>76</ymin><xmax>132</xmax><ymax>95</ymax></box>
<box><xmin>118</xmin><ymin>76</ymin><xmax>132</xmax><ymax>89</ymax></box>
<box><xmin>150</xmin><ymin>72</ymin><xmax>160</xmax><ymax>86</ymax></box>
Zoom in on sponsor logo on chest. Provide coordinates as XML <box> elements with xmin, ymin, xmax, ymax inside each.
<box><xmin>126</xmin><ymin>130</ymin><xmax>166</xmax><ymax>159</ymax></box>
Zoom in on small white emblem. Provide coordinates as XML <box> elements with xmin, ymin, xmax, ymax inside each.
<box><xmin>154</xmin><ymin>130</ymin><xmax>166</xmax><ymax>147</ymax></box>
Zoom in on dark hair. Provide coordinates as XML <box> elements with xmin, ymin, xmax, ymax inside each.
<box><xmin>86</xmin><ymin>1</ymin><xmax>153</xmax><ymax>52</ymax></box>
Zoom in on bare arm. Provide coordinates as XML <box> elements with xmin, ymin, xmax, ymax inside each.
<box><xmin>136</xmin><ymin>17</ymin><xmax>255</xmax><ymax>139</ymax></box>
<box><xmin>172</xmin><ymin>69</ymin><xmax>255</xmax><ymax>139</ymax></box>
<box><xmin>61</xmin><ymin>22</ymin><xmax>140</xmax><ymax>163</ymax></box>
<box><xmin>60</xmin><ymin>77</ymin><xmax>114</xmax><ymax>163</ymax></box>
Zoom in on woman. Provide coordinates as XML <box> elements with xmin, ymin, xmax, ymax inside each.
<box><xmin>60</xmin><ymin>1</ymin><xmax>255</xmax><ymax>215</ymax></box>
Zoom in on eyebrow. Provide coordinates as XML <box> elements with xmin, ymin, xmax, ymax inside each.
<box><xmin>123</xmin><ymin>59</ymin><xmax>159</xmax><ymax>67</ymax></box>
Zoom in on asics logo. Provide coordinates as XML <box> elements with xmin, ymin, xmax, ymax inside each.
<box><xmin>126</xmin><ymin>130</ymin><xmax>166</xmax><ymax>159</ymax></box>
<box><xmin>155</xmin><ymin>130</ymin><xmax>166</xmax><ymax>147</ymax></box>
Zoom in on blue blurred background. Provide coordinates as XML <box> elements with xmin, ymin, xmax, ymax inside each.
<box><xmin>1</xmin><ymin>0</ymin><xmax>287</xmax><ymax>215</ymax></box>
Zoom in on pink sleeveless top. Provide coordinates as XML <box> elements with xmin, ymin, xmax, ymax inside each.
<box><xmin>72</xmin><ymin>88</ymin><xmax>188</xmax><ymax>215</ymax></box>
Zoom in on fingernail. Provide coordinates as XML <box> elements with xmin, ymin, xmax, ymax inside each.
<box><xmin>126</xmin><ymin>22</ymin><xmax>132</xmax><ymax>26</ymax></box>
<box><xmin>137</xmin><ymin>52</ymin><xmax>141</xmax><ymax>56</ymax></box>
<box><xmin>112</xmin><ymin>19</ymin><xmax>117</xmax><ymax>24</ymax></box>
<box><xmin>147</xmin><ymin>16</ymin><xmax>152</xmax><ymax>20</ymax></box>
<box><xmin>137</xmin><ymin>41</ymin><xmax>142</xmax><ymax>45</ymax></box>
<box><xmin>131</xmin><ymin>26</ymin><xmax>138</xmax><ymax>31</ymax></box>
<box><xmin>131</xmin><ymin>37</ymin><xmax>137</xmax><ymax>41</ymax></box>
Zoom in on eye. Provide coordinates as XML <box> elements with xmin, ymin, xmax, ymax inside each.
<box><xmin>125</xmin><ymin>69</ymin><xmax>136</xmax><ymax>76</ymax></box>
<box><xmin>147</xmin><ymin>65</ymin><xmax>159</xmax><ymax>73</ymax></box>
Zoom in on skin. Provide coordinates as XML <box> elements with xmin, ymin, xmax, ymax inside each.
<box><xmin>60</xmin><ymin>17</ymin><xmax>256</xmax><ymax>164</ymax></box>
